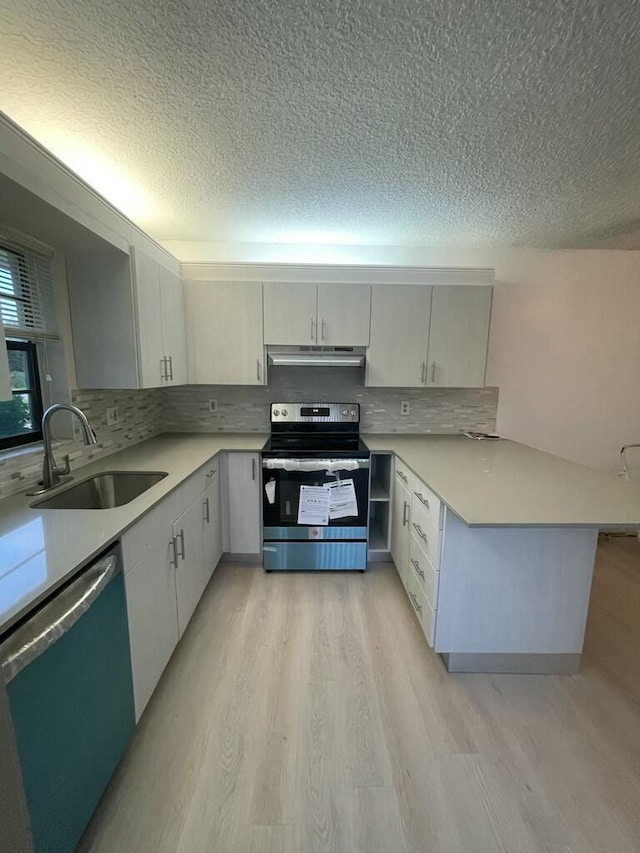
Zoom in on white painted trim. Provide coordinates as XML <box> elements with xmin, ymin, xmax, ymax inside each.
<box><xmin>180</xmin><ymin>262</ymin><xmax>495</xmax><ymax>285</ymax></box>
<box><xmin>0</xmin><ymin>113</ymin><xmax>179</xmax><ymax>274</ymax></box>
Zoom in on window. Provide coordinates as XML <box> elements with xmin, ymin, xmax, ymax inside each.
<box><xmin>0</xmin><ymin>341</ymin><xmax>44</xmax><ymax>449</ymax></box>
<box><xmin>0</xmin><ymin>236</ymin><xmax>59</xmax><ymax>450</ymax></box>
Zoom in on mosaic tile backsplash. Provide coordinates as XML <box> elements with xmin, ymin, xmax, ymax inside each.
<box><xmin>0</xmin><ymin>388</ymin><xmax>163</xmax><ymax>498</ymax></box>
<box><xmin>161</xmin><ymin>368</ymin><xmax>498</xmax><ymax>434</ymax></box>
<box><xmin>0</xmin><ymin>369</ymin><xmax>498</xmax><ymax>498</ymax></box>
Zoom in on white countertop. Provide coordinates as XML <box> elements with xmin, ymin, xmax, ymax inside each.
<box><xmin>364</xmin><ymin>434</ymin><xmax>640</xmax><ymax>528</ymax></box>
<box><xmin>2</xmin><ymin>430</ymin><xmax>639</xmax><ymax>637</ymax></box>
<box><xmin>0</xmin><ymin>434</ymin><xmax>266</xmax><ymax>635</ymax></box>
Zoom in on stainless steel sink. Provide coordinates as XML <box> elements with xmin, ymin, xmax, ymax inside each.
<box><xmin>31</xmin><ymin>471</ymin><xmax>168</xmax><ymax>510</ymax></box>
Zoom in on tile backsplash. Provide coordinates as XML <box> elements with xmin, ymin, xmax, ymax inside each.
<box><xmin>0</xmin><ymin>369</ymin><xmax>498</xmax><ymax>499</ymax></box>
<box><xmin>161</xmin><ymin>367</ymin><xmax>498</xmax><ymax>434</ymax></box>
<box><xmin>0</xmin><ymin>388</ymin><xmax>163</xmax><ymax>499</ymax></box>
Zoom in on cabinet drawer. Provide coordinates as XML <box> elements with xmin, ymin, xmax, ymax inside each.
<box><xmin>394</xmin><ymin>461</ymin><xmax>415</xmax><ymax>495</ymax></box>
<box><xmin>406</xmin><ymin>563</ymin><xmax>436</xmax><ymax>647</ymax></box>
<box><xmin>410</xmin><ymin>481</ymin><xmax>442</xmax><ymax>530</ymax></box>
<box><xmin>409</xmin><ymin>513</ymin><xmax>440</xmax><ymax>570</ymax></box>
<box><xmin>409</xmin><ymin>534</ymin><xmax>439</xmax><ymax>609</ymax></box>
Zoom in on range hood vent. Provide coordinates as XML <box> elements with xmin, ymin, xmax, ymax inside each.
<box><xmin>267</xmin><ymin>346</ymin><xmax>365</xmax><ymax>368</ymax></box>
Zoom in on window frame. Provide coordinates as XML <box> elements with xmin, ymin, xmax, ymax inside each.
<box><xmin>0</xmin><ymin>339</ymin><xmax>44</xmax><ymax>450</ymax></box>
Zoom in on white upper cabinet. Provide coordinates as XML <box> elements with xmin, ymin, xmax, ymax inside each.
<box><xmin>263</xmin><ymin>282</ymin><xmax>317</xmax><ymax>345</ymax></box>
<box><xmin>0</xmin><ymin>323</ymin><xmax>11</xmax><ymax>401</ymax></box>
<box><xmin>426</xmin><ymin>286</ymin><xmax>492</xmax><ymax>388</ymax></box>
<box><xmin>159</xmin><ymin>267</ymin><xmax>187</xmax><ymax>385</ymax></box>
<box><xmin>263</xmin><ymin>282</ymin><xmax>371</xmax><ymax>346</ymax></box>
<box><xmin>133</xmin><ymin>246</ymin><xmax>187</xmax><ymax>388</ymax></box>
<box><xmin>317</xmin><ymin>284</ymin><xmax>371</xmax><ymax>346</ymax></box>
<box><xmin>367</xmin><ymin>285</ymin><xmax>432</xmax><ymax>387</ymax></box>
<box><xmin>184</xmin><ymin>281</ymin><xmax>265</xmax><ymax>385</ymax></box>
<box><xmin>67</xmin><ymin>242</ymin><xmax>187</xmax><ymax>390</ymax></box>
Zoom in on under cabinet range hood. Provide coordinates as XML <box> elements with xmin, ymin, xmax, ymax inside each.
<box><xmin>267</xmin><ymin>346</ymin><xmax>366</xmax><ymax>368</ymax></box>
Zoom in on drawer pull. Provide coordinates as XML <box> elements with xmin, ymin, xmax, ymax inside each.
<box><xmin>412</xmin><ymin>522</ymin><xmax>428</xmax><ymax>543</ymax></box>
<box><xmin>409</xmin><ymin>592</ymin><xmax>422</xmax><ymax>615</ymax></box>
<box><xmin>397</xmin><ymin>470</ymin><xmax>407</xmax><ymax>483</ymax></box>
<box><xmin>410</xmin><ymin>558</ymin><xmax>425</xmax><ymax>580</ymax></box>
<box><xmin>402</xmin><ymin>500</ymin><xmax>409</xmax><ymax>526</ymax></box>
<box><xmin>414</xmin><ymin>491</ymin><xmax>430</xmax><ymax>508</ymax></box>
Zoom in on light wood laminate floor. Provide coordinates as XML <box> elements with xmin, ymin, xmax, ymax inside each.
<box><xmin>79</xmin><ymin>537</ymin><xmax>640</xmax><ymax>853</ymax></box>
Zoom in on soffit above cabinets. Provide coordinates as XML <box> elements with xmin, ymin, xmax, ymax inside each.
<box><xmin>3</xmin><ymin>1</ymin><xmax>640</xmax><ymax>250</ymax></box>
<box><xmin>180</xmin><ymin>263</ymin><xmax>496</xmax><ymax>286</ymax></box>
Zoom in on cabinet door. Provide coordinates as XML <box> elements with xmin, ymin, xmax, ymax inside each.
<box><xmin>132</xmin><ymin>246</ymin><xmax>165</xmax><ymax>388</ymax></box>
<box><xmin>185</xmin><ymin>281</ymin><xmax>265</xmax><ymax>385</ymax></box>
<box><xmin>427</xmin><ymin>286</ymin><xmax>492</xmax><ymax>388</ymax></box>
<box><xmin>160</xmin><ymin>267</ymin><xmax>187</xmax><ymax>385</ymax></box>
<box><xmin>263</xmin><ymin>282</ymin><xmax>318</xmax><ymax>344</ymax></box>
<box><xmin>0</xmin><ymin>324</ymin><xmax>11</xmax><ymax>401</ymax></box>
<box><xmin>202</xmin><ymin>468</ymin><xmax>223</xmax><ymax>584</ymax></box>
<box><xmin>227</xmin><ymin>452</ymin><xmax>261</xmax><ymax>554</ymax></box>
<box><xmin>391</xmin><ymin>475</ymin><xmax>411</xmax><ymax>588</ymax></box>
<box><xmin>317</xmin><ymin>284</ymin><xmax>371</xmax><ymax>346</ymax></box>
<box><xmin>367</xmin><ymin>285</ymin><xmax>431</xmax><ymax>387</ymax></box>
<box><xmin>173</xmin><ymin>496</ymin><xmax>205</xmax><ymax>636</ymax></box>
<box><xmin>123</xmin><ymin>501</ymin><xmax>180</xmax><ymax>720</ymax></box>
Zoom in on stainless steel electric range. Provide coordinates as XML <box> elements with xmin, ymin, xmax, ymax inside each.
<box><xmin>261</xmin><ymin>403</ymin><xmax>370</xmax><ymax>571</ymax></box>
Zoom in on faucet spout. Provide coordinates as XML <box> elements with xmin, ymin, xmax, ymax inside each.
<box><xmin>40</xmin><ymin>403</ymin><xmax>98</xmax><ymax>491</ymax></box>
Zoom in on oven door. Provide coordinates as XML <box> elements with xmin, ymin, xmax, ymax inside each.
<box><xmin>262</xmin><ymin>458</ymin><xmax>369</xmax><ymax>530</ymax></box>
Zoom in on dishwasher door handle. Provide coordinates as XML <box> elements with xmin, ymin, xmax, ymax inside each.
<box><xmin>0</xmin><ymin>553</ymin><xmax>118</xmax><ymax>682</ymax></box>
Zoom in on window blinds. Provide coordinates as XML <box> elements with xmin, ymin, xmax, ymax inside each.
<box><xmin>0</xmin><ymin>237</ymin><xmax>59</xmax><ymax>342</ymax></box>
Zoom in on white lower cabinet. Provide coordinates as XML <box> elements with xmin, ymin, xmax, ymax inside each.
<box><xmin>202</xmin><ymin>466</ymin><xmax>223</xmax><ymax>582</ymax></box>
<box><xmin>122</xmin><ymin>454</ymin><xmax>224</xmax><ymax>720</ymax></box>
<box><xmin>390</xmin><ymin>463</ymin><xmax>412</xmax><ymax>590</ymax></box>
<box><xmin>226</xmin><ymin>452</ymin><xmax>261</xmax><ymax>554</ymax></box>
<box><xmin>390</xmin><ymin>457</ymin><xmax>439</xmax><ymax>648</ymax></box>
<box><xmin>173</xmin><ymin>495</ymin><xmax>205</xmax><ymax>637</ymax></box>
<box><xmin>122</xmin><ymin>497</ymin><xmax>181</xmax><ymax>720</ymax></box>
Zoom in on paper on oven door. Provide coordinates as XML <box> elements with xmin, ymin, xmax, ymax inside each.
<box><xmin>265</xmin><ymin>478</ymin><xmax>276</xmax><ymax>504</ymax></box>
<box><xmin>297</xmin><ymin>485</ymin><xmax>330</xmax><ymax>525</ymax></box>
<box><xmin>327</xmin><ymin>478</ymin><xmax>358</xmax><ymax>519</ymax></box>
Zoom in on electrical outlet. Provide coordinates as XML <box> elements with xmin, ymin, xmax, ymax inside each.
<box><xmin>106</xmin><ymin>406</ymin><xmax>119</xmax><ymax>426</ymax></box>
<box><xmin>400</xmin><ymin>401</ymin><xmax>410</xmax><ymax>416</ymax></box>
<box><xmin>208</xmin><ymin>399</ymin><xmax>218</xmax><ymax>413</ymax></box>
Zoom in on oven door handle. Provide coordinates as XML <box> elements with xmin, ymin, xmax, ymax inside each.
<box><xmin>262</xmin><ymin>458</ymin><xmax>370</xmax><ymax>472</ymax></box>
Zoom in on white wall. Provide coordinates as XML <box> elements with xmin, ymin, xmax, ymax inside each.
<box><xmin>486</xmin><ymin>250</ymin><xmax>640</xmax><ymax>471</ymax></box>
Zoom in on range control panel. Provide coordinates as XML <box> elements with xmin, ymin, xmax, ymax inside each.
<box><xmin>270</xmin><ymin>403</ymin><xmax>360</xmax><ymax>423</ymax></box>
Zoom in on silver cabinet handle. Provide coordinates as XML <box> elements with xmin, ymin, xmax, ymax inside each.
<box><xmin>410</xmin><ymin>557</ymin><xmax>425</xmax><ymax>580</ymax></box>
<box><xmin>397</xmin><ymin>469</ymin><xmax>407</xmax><ymax>483</ymax></box>
<box><xmin>409</xmin><ymin>591</ymin><xmax>422</xmax><ymax>615</ymax></box>
<box><xmin>170</xmin><ymin>536</ymin><xmax>179</xmax><ymax>567</ymax></box>
<box><xmin>421</xmin><ymin>361</ymin><xmax>425</xmax><ymax>384</ymax></box>
<box><xmin>160</xmin><ymin>356</ymin><xmax>169</xmax><ymax>382</ymax></box>
<box><xmin>168</xmin><ymin>355</ymin><xmax>174</xmax><ymax>381</ymax></box>
<box><xmin>204</xmin><ymin>496</ymin><xmax>210</xmax><ymax>524</ymax></box>
<box><xmin>412</xmin><ymin>522</ymin><xmax>428</xmax><ymax>543</ymax></box>
<box><xmin>402</xmin><ymin>500</ymin><xmax>409</xmax><ymax>526</ymax></box>
<box><xmin>252</xmin><ymin>457</ymin><xmax>256</xmax><ymax>480</ymax></box>
<box><xmin>176</xmin><ymin>529</ymin><xmax>186</xmax><ymax>561</ymax></box>
<box><xmin>257</xmin><ymin>359</ymin><xmax>261</xmax><ymax>381</ymax></box>
<box><xmin>430</xmin><ymin>361</ymin><xmax>436</xmax><ymax>383</ymax></box>
<box><xmin>414</xmin><ymin>491</ymin><xmax>430</xmax><ymax>508</ymax></box>
<box><xmin>311</xmin><ymin>317</ymin><xmax>315</xmax><ymax>341</ymax></box>
<box><xmin>321</xmin><ymin>318</ymin><xmax>326</xmax><ymax>340</ymax></box>
<box><xmin>205</xmin><ymin>467</ymin><xmax>217</xmax><ymax>482</ymax></box>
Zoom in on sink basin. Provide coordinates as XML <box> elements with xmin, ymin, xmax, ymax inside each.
<box><xmin>31</xmin><ymin>471</ymin><xmax>168</xmax><ymax>510</ymax></box>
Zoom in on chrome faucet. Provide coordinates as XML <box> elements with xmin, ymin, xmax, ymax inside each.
<box><xmin>39</xmin><ymin>404</ymin><xmax>98</xmax><ymax>491</ymax></box>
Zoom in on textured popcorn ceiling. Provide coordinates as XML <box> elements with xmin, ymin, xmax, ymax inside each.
<box><xmin>2</xmin><ymin>0</ymin><xmax>640</xmax><ymax>249</ymax></box>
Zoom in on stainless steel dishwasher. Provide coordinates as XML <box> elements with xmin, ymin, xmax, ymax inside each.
<box><xmin>0</xmin><ymin>545</ymin><xmax>135</xmax><ymax>853</ymax></box>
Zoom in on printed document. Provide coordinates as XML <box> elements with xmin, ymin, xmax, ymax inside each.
<box><xmin>327</xmin><ymin>479</ymin><xmax>358</xmax><ymax>519</ymax></box>
<box><xmin>297</xmin><ymin>485</ymin><xmax>330</xmax><ymax>525</ymax></box>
